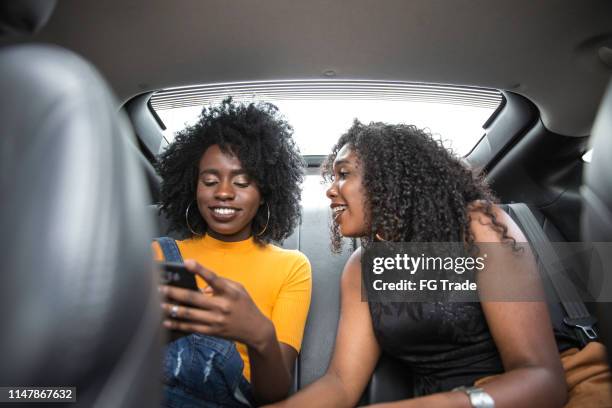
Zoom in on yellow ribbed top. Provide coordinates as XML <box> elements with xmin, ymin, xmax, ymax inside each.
<box><xmin>153</xmin><ymin>235</ymin><xmax>311</xmax><ymax>380</ymax></box>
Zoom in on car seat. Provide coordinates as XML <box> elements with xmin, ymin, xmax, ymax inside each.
<box><xmin>0</xmin><ymin>1</ymin><xmax>162</xmax><ymax>406</ymax></box>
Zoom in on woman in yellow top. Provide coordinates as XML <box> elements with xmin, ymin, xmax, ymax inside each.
<box><xmin>153</xmin><ymin>99</ymin><xmax>312</xmax><ymax>407</ymax></box>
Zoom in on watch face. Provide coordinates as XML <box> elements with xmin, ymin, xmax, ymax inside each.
<box><xmin>467</xmin><ymin>388</ymin><xmax>495</xmax><ymax>408</ymax></box>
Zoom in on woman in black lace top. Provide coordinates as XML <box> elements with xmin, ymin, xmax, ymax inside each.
<box><xmin>269</xmin><ymin>121</ymin><xmax>568</xmax><ymax>407</ymax></box>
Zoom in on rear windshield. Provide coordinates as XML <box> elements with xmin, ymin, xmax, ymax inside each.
<box><xmin>150</xmin><ymin>80</ymin><xmax>502</xmax><ymax>157</ymax></box>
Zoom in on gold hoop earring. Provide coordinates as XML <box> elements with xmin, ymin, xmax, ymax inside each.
<box><xmin>256</xmin><ymin>202</ymin><xmax>271</xmax><ymax>237</ymax></box>
<box><xmin>375</xmin><ymin>233</ymin><xmax>386</xmax><ymax>242</ymax></box>
<box><xmin>185</xmin><ymin>201</ymin><xmax>202</xmax><ymax>236</ymax></box>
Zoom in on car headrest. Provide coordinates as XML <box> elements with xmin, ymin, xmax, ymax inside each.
<box><xmin>582</xmin><ymin>79</ymin><xmax>612</xmax><ymax>240</ymax></box>
<box><xmin>0</xmin><ymin>0</ymin><xmax>56</xmax><ymax>37</ymax></box>
<box><xmin>0</xmin><ymin>44</ymin><xmax>162</xmax><ymax>406</ymax></box>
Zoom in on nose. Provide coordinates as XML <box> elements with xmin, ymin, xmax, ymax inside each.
<box><xmin>326</xmin><ymin>181</ymin><xmax>338</xmax><ymax>199</ymax></box>
<box><xmin>215</xmin><ymin>180</ymin><xmax>235</xmax><ymax>200</ymax></box>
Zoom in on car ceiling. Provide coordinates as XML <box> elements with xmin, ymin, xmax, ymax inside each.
<box><xmin>14</xmin><ymin>0</ymin><xmax>612</xmax><ymax>137</ymax></box>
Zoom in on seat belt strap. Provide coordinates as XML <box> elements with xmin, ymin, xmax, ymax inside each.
<box><xmin>508</xmin><ymin>203</ymin><xmax>597</xmax><ymax>346</ymax></box>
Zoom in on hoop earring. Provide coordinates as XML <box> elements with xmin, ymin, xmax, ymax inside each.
<box><xmin>185</xmin><ymin>201</ymin><xmax>202</xmax><ymax>236</ymax></box>
<box><xmin>257</xmin><ymin>202</ymin><xmax>271</xmax><ymax>237</ymax></box>
<box><xmin>375</xmin><ymin>233</ymin><xmax>386</xmax><ymax>242</ymax></box>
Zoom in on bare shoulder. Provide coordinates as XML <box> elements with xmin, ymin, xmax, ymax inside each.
<box><xmin>468</xmin><ymin>202</ymin><xmax>527</xmax><ymax>243</ymax></box>
<box><xmin>341</xmin><ymin>246</ymin><xmax>363</xmax><ymax>290</ymax></box>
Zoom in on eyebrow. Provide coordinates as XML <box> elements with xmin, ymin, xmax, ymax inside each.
<box><xmin>333</xmin><ymin>159</ymin><xmax>352</xmax><ymax>167</ymax></box>
<box><xmin>199</xmin><ymin>169</ymin><xmax>249</xmax><ymax>177</ymax></box>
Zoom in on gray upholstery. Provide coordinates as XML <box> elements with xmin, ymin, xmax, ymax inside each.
<box><xmin>0</xmin><ymin>44</ymin><xmax>161</xmax><ymax>406</ymax></box>
<box><xmin>581</xmin><ymin>79</ymin><xmax>612</xmax><ymax>365</ymax></box>
<box><xmin>293</xmin><ymin>179</ymin><xmax>353</xmax><ymax>388</ymax></box>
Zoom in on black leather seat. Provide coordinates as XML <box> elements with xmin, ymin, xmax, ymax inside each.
<box><xmin>581</xmin><ymin>79</ymin><xmax>612</xmax><ymax>366</ymax></box>
<box><xmin>0</xmin><ymin>2</ymin><xmax>162</xmax><ymax>406</ymax></box>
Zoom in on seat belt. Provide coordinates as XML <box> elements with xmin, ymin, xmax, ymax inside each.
<box><xmin>508</xmin><ymin>203</ymin><xmax>598</xmax><ymax>347</ymax></box>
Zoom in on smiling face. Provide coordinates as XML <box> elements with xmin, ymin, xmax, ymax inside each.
<box><xmin>197</xmin><ymin>144</ymin><xmax>262</xmax><ymax>242</ymax></box>
<box><xmin>326</xmin><ymin>144</ymin><xmax>368</xmax><ymax>237</ymax></box>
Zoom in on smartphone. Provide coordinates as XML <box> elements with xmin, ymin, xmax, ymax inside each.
<box><xmin>157</xmin><ymin>261</ymin><xmax>199</xmax><ymax>342</ymax></box>
<box><xmin>157</xmin><ymin>261</ymin><xmax>199</xmax><ymax>291</ymax></box>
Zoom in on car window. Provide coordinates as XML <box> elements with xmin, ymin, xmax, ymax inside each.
<box><xmin>151</xmin><ymin>81</ymin><xmax>502</xmax><ymax>157</ymax></box>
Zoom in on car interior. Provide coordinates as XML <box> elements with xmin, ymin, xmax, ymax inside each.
<box><xmin>1</xmin><ymin>0</ymin><xmax>611</xmax><ymax>406</ymax></box>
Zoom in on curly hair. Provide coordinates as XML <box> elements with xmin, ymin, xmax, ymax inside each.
<box><xmin>322</xmin><ymin>120</ymin><xmax>514</xmax><ymax>253</ymax></box>
<box><xmin>156</xmin><ymin>98</ymin><xmax>305</xmax><ymax>245</ymax></box>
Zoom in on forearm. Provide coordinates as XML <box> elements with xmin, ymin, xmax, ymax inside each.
<box><xmin>247</xmin><ymin>320</ymin><xmax>293</xmax><ymax>404</ymax></box>
<box><xmin>269</xmin><ymin>371</ymin><xmax>355</xmax><ymax>408</ymax></box>
<box><xmin>369</xmin><ymin>366</ymin><xmax>566</xmax><ymax>408</ymax></box>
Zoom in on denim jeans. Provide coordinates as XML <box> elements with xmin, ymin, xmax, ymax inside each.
<box><xmin>162</xmin><ymin>334</ymin><xmax>254</xmax><ymax>408</ymax></box>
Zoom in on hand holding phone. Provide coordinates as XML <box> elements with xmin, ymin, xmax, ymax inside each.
<box><xmin>160</xmin><ymin>260</ymin><xmax>272</xmax><ymax>349</ymax></box>
<box><xmin>158</xmin><ymin>261</ymin><xmax>199</xmax><ymax>290</ymax></box>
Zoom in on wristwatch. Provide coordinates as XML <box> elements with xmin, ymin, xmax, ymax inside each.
<box><xmin>453</xmin><ymin>386</ymin><xmax>495</xmax><ymax>408</ymax></box>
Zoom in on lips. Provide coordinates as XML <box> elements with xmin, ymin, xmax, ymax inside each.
<box><xmin>208</xmin><ymin>206</ymin><xmax>241</xmax><ymax>222</ymax></box>
<box><xmin>331</xmin><ymin>204</ymin><xmax>348</xmax><ymax>222</ymax></box>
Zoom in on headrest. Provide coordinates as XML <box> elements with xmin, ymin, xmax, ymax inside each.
<box><xmin>0</xmin><ymin>44</ymin><xmax>161</xmax><ymax>406</ymax></box>
<box><xmin>0</xmin><ymin>0</ymin><xmax>57</xmax><ymax>37</ymax></box>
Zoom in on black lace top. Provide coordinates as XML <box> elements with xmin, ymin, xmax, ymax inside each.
<box><xmin>368</xmin><ymin>299</ymin><xmax>578</xmax><ymax>396</ymax></box>
<box><xmin>369</xmin><ymin>301</ymin><xmax>503</xmax><ymax>396</ymax></box>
